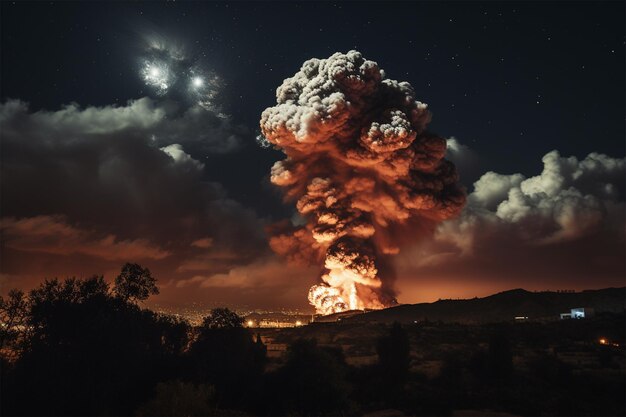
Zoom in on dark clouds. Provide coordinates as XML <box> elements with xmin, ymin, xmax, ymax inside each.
<box><xmin>0</xmin><ymin>98</ymin><xmax>265</xmax><ymax>292</ymax></box>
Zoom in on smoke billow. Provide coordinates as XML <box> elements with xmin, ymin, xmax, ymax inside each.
<box><xmin>260</xmin><ymin>51</ymin><xmax>465</xmax><ymax>314</ymax></box>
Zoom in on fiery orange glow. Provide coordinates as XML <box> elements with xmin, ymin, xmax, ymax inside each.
<box><xmin>261</xmin><ymin>51</ymin><xmax>465</xmax><ymax>314</ymax></box>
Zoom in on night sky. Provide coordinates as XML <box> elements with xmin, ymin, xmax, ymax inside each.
<box><xmin>1</xmin><ymin>1</ymin><xmax>624</xmax><ymax>311</ymax></box>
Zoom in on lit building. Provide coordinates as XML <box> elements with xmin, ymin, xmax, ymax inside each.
<box><xmin>560</xmin><ymin>307</ymin><xmax>594</xmax><ymax>319</ymax></box>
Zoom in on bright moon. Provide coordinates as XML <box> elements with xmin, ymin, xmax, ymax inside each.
<box><xmin>192</xmin><ymin>77</ymin><xmax>203</xmax><ymax>88</ymax></box>
<box><xmin>141</xmin><ymin>61</ymin><xmax>170</xmax><ymax>95</ymax></box>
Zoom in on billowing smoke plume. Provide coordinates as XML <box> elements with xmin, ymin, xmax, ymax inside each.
<box><xmin>260</xmin><ymin>51</ymin><xmax>465</xmax><ymax>314</ymax></box>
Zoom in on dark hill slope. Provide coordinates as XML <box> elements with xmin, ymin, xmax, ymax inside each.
<box><xmin>347</xmin><ymin>287</ymin><xmax>625</xmax><ymax>324</ymax></box>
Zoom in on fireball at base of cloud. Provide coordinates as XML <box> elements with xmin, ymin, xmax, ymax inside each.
<box><xmin>261</xmin><ymin>50</ymin><xmax>465</xmax><ymax>314</ymax></box>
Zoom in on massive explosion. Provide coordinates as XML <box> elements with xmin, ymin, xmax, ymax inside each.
<box><xmin>260</xmin><ymin>51</ymin><xmax>465</xmax><ymax>315</ymax></box>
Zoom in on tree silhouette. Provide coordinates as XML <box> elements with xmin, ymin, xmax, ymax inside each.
<box><xmin>200</xmin><ymin>308</ymin><xmax>243</xmax><ymax>329</ymax></box>
<box><xmin>0</xmin><ymin>289</ymin><xmax>29</xmax><ymax>352</ymax></box>
<box><xmin>188</xmin><ymin>308</ymin><xmax>266</xmax><ymax>412</ymax></box>
<box><xmin>266</xmin><ymin>338</ymin><xmax>351</xmax><ymax>416</ymax></box>
<box><xmin>2</xmin><ymin>270</ymin><xmax>188</xmax><ymax>416</ymax></box>
<box><xmin>113</xmin><ymin>263</ymin><xmax>159</xmax><ymax>303</ymax></box>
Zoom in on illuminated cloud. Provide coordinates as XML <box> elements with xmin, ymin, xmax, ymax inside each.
<box><xmin>437</xmin><ymin>150</ymin><xmax>625</xmax><ymax>250</ymax></box>
<box><xmin>176</xmin><ymin>249</ymin><xmax>252</xmax><ymax>273</ymax></box>
<box><xmin>160</xmin><ymin>144</ymin><xmax>205</xmax><ymax>170</ymax></box>
<box><xmin>191</xmin><ymin>238</ymin><xmax>213</xmax><ymax>249</ymax></box>
<box><xmin>396</xmin><ymin>148</ymin><xmax>625</xmax><ymax>295</ymax></box>
<box><xmin>176</xmin><ymin>258</ymin><xmax>315</xmax><ymax>290</ymax></box>
<box><xmin>1</xmin><ymin>215</ymin><xmax>170</xmax><ymax>261</ymax></box>
<box><xmin>260</xmin><ymin>50</ymin><xmax>465</xmax><ymax>313</ymax></box>
<box><xmin>0</xmin><ymin>97</ymin><xmax>165</xmax><ymax>133</ymax></box>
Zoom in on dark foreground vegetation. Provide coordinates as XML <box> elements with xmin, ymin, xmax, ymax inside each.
<box><xmin>1</xmin><ymin>265</ymin><xmax>624</xmax><ymax>416</ymax></box>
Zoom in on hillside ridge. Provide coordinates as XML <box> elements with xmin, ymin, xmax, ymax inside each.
<box><xmin>340</xmin><ymin>287</ymin><xmax>626</xmax><ymax>324</ymax></box>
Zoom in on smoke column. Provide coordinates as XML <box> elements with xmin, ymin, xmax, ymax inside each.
<box><xmin>260</xmin><ymin>51</ymin><xmax>465</xmax><ymax>314</ymax></box>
